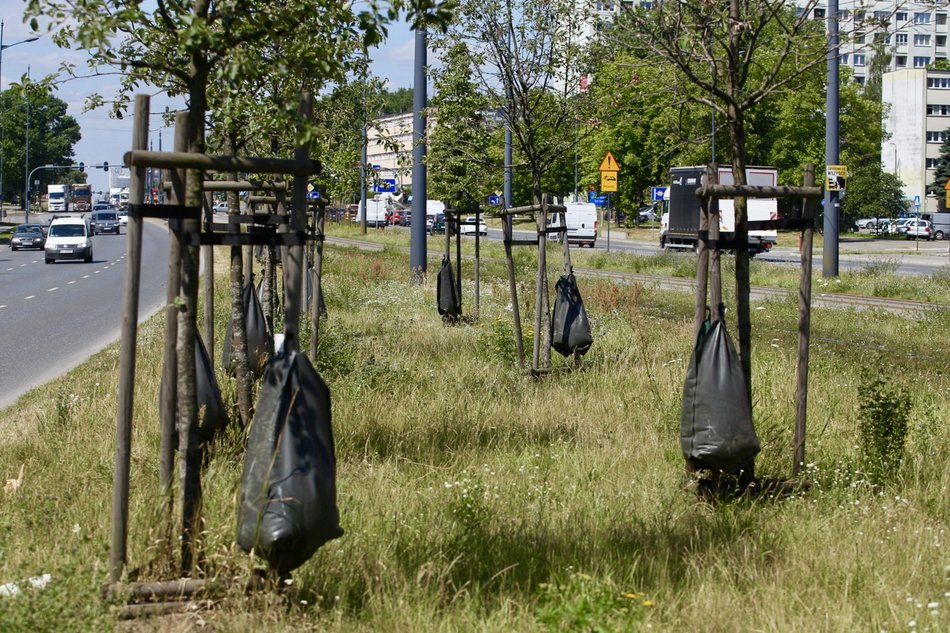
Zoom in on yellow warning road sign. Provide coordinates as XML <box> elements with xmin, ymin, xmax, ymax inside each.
<box><xmin>599</xmin><ymin>151</ymin><xmax>620</xmax><ymax>173</ymax></box>
<box><xmin>601</xmin><ymin>172</ymin><xmax>618</xmax><ymax>192</ymax></box>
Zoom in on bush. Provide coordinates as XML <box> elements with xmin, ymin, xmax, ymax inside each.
<box><xmin>858</xmin><ymin>370</ymin><xmax>912</xmax><ymax>483</ymax></box>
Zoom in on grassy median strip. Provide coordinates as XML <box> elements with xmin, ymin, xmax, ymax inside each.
<box><xmin>0</xmin><ymin>243</ymin><xmax>947</xmax><ymax>631</ymax></box>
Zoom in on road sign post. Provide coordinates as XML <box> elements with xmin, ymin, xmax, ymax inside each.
<box><xmin>598</xmin><ymin>152</ymin><xmax>620</xmax><ymax>252</ymax></box>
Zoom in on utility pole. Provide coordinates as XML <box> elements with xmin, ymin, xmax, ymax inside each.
<box><xmin>823</xmin><ymin>0</ymin><xmax>840</xmax><ymax>277</ymax></box>
<box><xmin>409</xmin><ymin>28</ymin><xmax>428</xmax><ymax>280</ymax></box>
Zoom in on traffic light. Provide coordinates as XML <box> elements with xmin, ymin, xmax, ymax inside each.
<box><xmin>78</xmin><ymin>162</ymin><xmax>85</xmax><ymax>172</ymax></box>
<box><xmin>102</xmin><ymin>161</ymin><xmax>109</xmax><ymax>171</ymax></box>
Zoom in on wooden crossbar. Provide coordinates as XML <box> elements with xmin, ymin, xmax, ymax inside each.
<box><xmin>124</xmin><ymin>149</ymin><xmax>319</xmax><ymax>176</ymax></box>
<box><xmin>696</xmin><ymin>184</ymin><xmax>823</xmax><ymax>199</ymax></box>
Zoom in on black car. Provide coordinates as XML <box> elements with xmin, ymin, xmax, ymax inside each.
<box><xmin>10</xmin><ymin>224</ymin><xmax>46</xmax><ymax>250</ymax></box>
<box><xmin>90</xmin><ymin>210</ymin><xmax>121</xmax><ymax>235</ymax></box>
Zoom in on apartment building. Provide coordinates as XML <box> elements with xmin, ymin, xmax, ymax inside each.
<box><xmin>882</xmin><ymin>68</ymin><xmax>950</xmax><ymax>211</ymax></box>
<box><xmin>799</xmin><ymin>2</ymin><xmax>950</xmax><ymax>86</ymax></box>
<box><xmin>366</xmin><ymin>112</ymin><xmax>415</xmax><ymax>190</ymax></box>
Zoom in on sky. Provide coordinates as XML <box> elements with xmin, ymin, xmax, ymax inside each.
<box><xmin>0</xmin><ymin>2</ymin><xmax>421</xmax><ymax>196</ymax></box>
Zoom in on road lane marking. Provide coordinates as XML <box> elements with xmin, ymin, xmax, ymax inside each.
<box><xmin>0</xmin><ymin>305</ymin><xmax>6</xmax><ymax>309</ymax></box>
<box><xmin>82</xmin><ymin>275</ymin><xmax>90</xmax><ymax>279</ymax></box>
<box><xmin>24</xmin><ymin>295</ymin><xmax>35</xmax><ymax>300</ymax></box>
<box><xmin>68</xmin><ymin>281</ymin><xmax>76</xmax><ymax>285</ymax></box>
<box><xmin>94</xmin><ymin>270</ymin><xmax>101</xmax><ymax>274</ymax></box>
<box><xmin>20</xmin><ymin>264</ymin><xmax>27</xmax><ymax>267</ymax></box>
<box><xmin>48</xmin><ymin>287</ymin><xmax>58</xmax><ymax>292</ymax></box>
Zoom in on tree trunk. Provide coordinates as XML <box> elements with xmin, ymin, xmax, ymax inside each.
<box><xmin>728</xmin><ymin>107</ymin><xmax>753</xmax><ymax>407</ymax></box>
<box><xmin>224</xmin><ymin>134</ymin><xmax>252</xmax><ymax>427</ymax></box>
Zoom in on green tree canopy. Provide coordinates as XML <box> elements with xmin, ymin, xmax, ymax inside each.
<box><xmin>0</xmin><ymin>78</ymin><xmax>81</xmax><ymax>204</ymax></box>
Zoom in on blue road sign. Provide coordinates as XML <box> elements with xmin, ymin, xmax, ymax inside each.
<box><xmin>651</xmin><ymin>186</ymin><xmax>668</xmax><ymax>202</ymax></box>
<box><xmin>307</xmin><ymin>190</ymin><xmax>321</xmax><ymax>200</ymax></box>
<box><xmin>592</xmin><ymin>195</ymin><xmax>608</xmax><ymax>206</ymax></box>
<box><xmin>488</xmin><ymin>194</ymin><xmax>500</xmax><ymax>206</ymax></box>
<box><xmin>373</xmin><ymin>178</ymin><xmax>397</xmax><ymax>193</ymax></box>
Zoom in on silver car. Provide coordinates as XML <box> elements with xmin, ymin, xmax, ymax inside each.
<box><xmin>10</xmin><ymin>224</ymin><xmax>46</xmax><ymax>250</ymax></box>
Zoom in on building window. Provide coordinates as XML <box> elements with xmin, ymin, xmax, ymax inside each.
<box><xmin>855</xmin><ymin>32</ymin><xmax>865</xmax><ymax>44</ymax></box>
<box><xmin>914</xmin><ymin>56</ymin><xmax>931</xmax><ymax>67</ymax></box>
<box><xmin>938</xmin><ymin>13</ymin><xmax>948</xmax><ymax>25</ymax></box>
<box><xmin>854</xmin><ymin>75</ymin><xmax>866</xmax><ymax>85</ymax></box>
<box><xmin>926</xmin><ymin>104</ymin><xmax>950</xmax><ymax>115</ymax></box>
<box><xmin>927</xmin><ymin>131</ymin><xmax>948</xmax><ymax>142</ymax></box>
<box><xmin>896</xmin><ymin>33</ymin><xmax>908</xmax><ymax>45</ymax></box>
<box><xmin>874</xmin><ymin>11</ymin><xmax>888</xmax><ymax>21</ymax></box>
<box><xmin>896</xmin><ymin>12</ymin><xmax>908</xmax><ymax>22</ymax></box>
<box><xmin>813</xmin><ymin>8</ymin><xmax>825</xmax><ymax>19</ymax></box>
<box><xmin>854</xmin><ymin>11</ymin><xmax>865</xmax><ymax>22</ymax></box>
<box><xmin>940</xmin><ymin>36</ymin><xmax>948</xmax><ymax>47</ymax></box>
<box><xmin>927</xmin><ymin>158</ymin><xmax>940</xmax><ymax>169</ymax></box>
<box><xmin>841</xmin><ymin>53</ymin><xmax>850</xmax><ymax>65</ymax></box>
<box><xmin>897</xmin><ymin>55</ymin><xmax>908</xmax><ymax>67</ymax></box>
<box><xmin>915</xmin><ymin>13</ymin><xmax>932</xmax><ymax>25</ymax></box>
<box><xmin>915</xmin><ymin>34</ymin><xmax>932</xmax><ymax>46</ymax></box>
<box><xmin>840</xmin><ymin>10</ymin><xmax>850</xmax><ymax>21</ymax></box>
<box><xmin>596</xmin><ymin>1</ymin><xmax>615</xmax><ymax>11</ymax></box>
<box><xmin>854</xmin><ymin>54</ymin><xmax>867</xmax><ymax>66</ymax></box>
<box><xmin>927</xmin><ymin>76</ymin><xmax>950</xmax><ymax>88</ymax></box>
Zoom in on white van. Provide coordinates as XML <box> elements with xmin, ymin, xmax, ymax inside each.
<box><xmin>550</xmin><ymin>202</ymin><xmax>598</xmax><ymax>248</ymax></box>
<box><xmin>45</xmin><ymin>216</ymin><xmax>93</xmax><ymax>264</ymax></box>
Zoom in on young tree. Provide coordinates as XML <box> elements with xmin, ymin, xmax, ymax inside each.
<box><xmin>927</xmin><ymin>134</ymin><xmax>950</xmax><ymax>210</ymax></box>
<box><xmin>842</xmin><ymin>163</ymin><xmax>906</xmax><ymax>224</ymax></box>
<box><xmin>428</xmin><ymin>42</ymin><xmax>498</xmax><ymax>210</ymax></box>
<box><xmin>611</xmin><ymin>1</ymin><xmax>828</xmax><ymax>403</ymax></box>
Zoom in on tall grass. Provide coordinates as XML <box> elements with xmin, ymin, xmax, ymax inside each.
<box><xmin>0</xmin><ymin>245</ymin><xmax>947</xmax><ymax>631</ymax></box>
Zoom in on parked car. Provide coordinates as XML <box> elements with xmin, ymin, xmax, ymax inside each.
<box><xmin>889</xmin><ymin>218</ymin><xmax>915</xmax><ymax>235</ymax></box>
<box><xmin>45</xmin><ymin>216</ymin><xmax>93</xmax><ymax>263</ymax></box>
<box><xmin>905</xmin><ymin>219</ymin><xmax>933</xmax><ymax>240</ymax></box>
<box><xmin>855</xmin><ymin>217</ymin><xmax>890</xmax><ymax>231</ymax></box>
<box><xmin>90</xmin><ymin>210</ymin><xmax>121</xmax><ymax>235</ymax></box>
<box><xmin>10</xmin><ymin>224</ymin><xmax>45</xmax><ymax>250</ymax></box>
<box><xmin>430</xmin><ymin>217</ymin><xmax>446</xmax><ymax>235</ymax></box>
<box><xmin>213</xmin><ymin>201</ymin><xmax>228</xmax><ymax>213</ymax></box>
<box><xmin>459</xmin><ymin>215</ymin><xmax>488</xmax><ymax>236</ymax></box>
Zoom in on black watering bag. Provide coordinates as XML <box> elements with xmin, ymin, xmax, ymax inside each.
<box><xmin>436</xmin><ymin>256</ymin><xmax>461</xmax><ymax>319</ymax></box>
<box><xmin>223</xmin><ymin>281</ymin><xmax>272</xmax><ymax>374</ymax></box>
<box><xmin>237</xmin><ymin>351</ymin><xmax>343</xmax><ymax>573</ymax></box>
<box><xmin>550</xmin><ymin>272</ymin><xmax>594</xmax><ymax>357</ymax></box>
<box><xmin>680</xmin><ymin>318</ymin><xmax>760</xmax><ymax>471</ymax></box>
<box><xmin>158</xmin><ymin>332</ymin><xmax>229</xmax><ymax>444</ymax></box>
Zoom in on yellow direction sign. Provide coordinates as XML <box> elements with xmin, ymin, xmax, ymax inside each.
<box><xmin>601</xmin><ymin>171</ymin><xmax>618</xmax><ymax>192</ymax></box>
<box><xmin>825</xmin><ymin>164</ymin><xmax>847</xmax><ymax>191</ymax></box>
<box><xmin>599</xmin><ymin>151</ymin><xmax>620</xmax><ymax>173</ymax></box>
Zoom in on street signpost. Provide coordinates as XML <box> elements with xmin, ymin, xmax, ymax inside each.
<box><xmin>598</xmin><ymin>152</ymin><xmax>620</xmax><ymax>252</ymax></box>
<box><xmin>825</xmin><ymin>164</ymin><xmax>847</xmax><ymax>191</ymax></box>
<box><xmin>651</xmin><ymin>186</ymin><xmax>668</xmax><ymax>202</ymax></box>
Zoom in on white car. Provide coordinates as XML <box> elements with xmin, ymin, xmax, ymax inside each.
<box><xmin>45</xmin><ymin>216</ymin><xmax>93</xmax><ymax>264</ymax></box>
<box><xmin>213</xmin><ymin>202</ymin><xmax>229</xmax><ymax>214</ymax></box>
<box><xmin>459</xmin><ymin>216</ymin><xmax>488</xmax><ymax>236</ymax></box>
<box><xmin>855</xmin><ymin>217</ymin><xmax>889</xmax><ymax>231</ymax></box>
<box><xmin>905</xmin><ymin>219</ymin><xmax>933</xmax><ymax>240</ymax></box>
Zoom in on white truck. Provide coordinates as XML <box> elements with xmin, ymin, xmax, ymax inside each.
<box><xmin>549</xmin><ymin>201</ymin><xmax>599</xmax><ymax>248</ymax></box>
<box><xmin>354</xmin><ymin>194</ymin><xmax>392</xmax><ymax>228</ymax></box>
<box><xmin>47</xmin><ymin>184</ymin><xmax>67</xmax><ymax>212</ymax></box>
<box><xmin>660</xmin><ymin>166</ymin><xmax>778</xmax><ymax>256</ymax></box>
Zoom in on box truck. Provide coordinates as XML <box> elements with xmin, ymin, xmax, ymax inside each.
<box><xmin>47</xmin><ymin>184</ymin><xmax>67</xmax><ymax>212</ymax></box>
<box><xmin>660</xmin><ymin>166</ymin><xmax>778</xmax><ymax>256</ymax></box>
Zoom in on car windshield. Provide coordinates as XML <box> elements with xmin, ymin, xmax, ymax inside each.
<box><xmin>97</xmin><ymin>213</ymin><xmax>118</xmax><ymax>221</ymax></box>
<box><xmin>15</xmin><ymin>225</ymin><xmax>42</xmax><ymax>234</ymax></box>
<box><xmin>49</xmin><ymin>224</ymin><xmax>86</xmax><ymax>238</ymax></box>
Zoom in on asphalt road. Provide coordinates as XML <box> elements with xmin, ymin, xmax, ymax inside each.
<box><xmin>0</xmin><ymin>220</ymin><xmax>170</xmax><ymax>410</ymax></box>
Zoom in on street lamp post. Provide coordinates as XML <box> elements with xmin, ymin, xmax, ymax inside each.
<box><xmin>0</xmin><ymin>20</ymin><xmax>39</xmax><ymax>216</ymax></box>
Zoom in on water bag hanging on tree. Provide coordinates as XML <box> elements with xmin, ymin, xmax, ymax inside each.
<box><xmin>237</xmin><ymin>350</ymin><xmax>343</xmax><ymax>574</ymax></box>
<box><xmin>437</xmin><ymin>256</ymin><xmax>461</xmax><ymax>320</ymax></box>
<box><xmin>223</xmin><ymin>280</ymin><xmax>272</xmax><ymax>375</ymax></box>
<box><xmin>159</xmin><ymin>332</ymin><xmax>229</xmax><ymax>444</ymax></box>
<box><xmin>550</xmin><ymin>272</ymin><xmax>594</xmax><ymax>357</ymax></box>
<box><xmin>680</xmin><ymin>317</ymin><xmax>760</xmax><ymax>471</ymax></box>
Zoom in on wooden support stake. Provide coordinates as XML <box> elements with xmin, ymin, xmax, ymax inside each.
<box><xmin>310</xmin><ymin>203</ymin><xmax>326</xmax><ymax>358</ymax></box>
<box><xmin>532</xmin><ymin>198</ymin><xmax>548</xmax><ymax>373</ymax></box>
<box><xmin>474</xmin><ymin>207</ymin><xmax>481</xmax><ymax>319</ymax></box>
<box><xmin>707</xmin><ymin>165</ymin><xmax>722</xmax><ymax>319</ymax></box>
<box><xmin>793</xmin><ymin>164</ymin><xmax>816</xmax><ymax>477</ymax></box>
<box><xmin>502</xmin><ymin>215</ymin><xmax>525</xmax><ymax>367</ymax></box>
<box><xmin>202</xmin><ymin>192</ymin><xmax>214</xmax><ymax>362</ymax></box>
<box><xmin>110</xmin><ymin>94</ymin><xmax>149</xmax><ymax>586</ymax></box>
<box><xmin>159</xmin><ymin>113</ymin><xmax>189</xmax><ymax>545</ymax></box>
<box><xmin>455</xmin><ymin>212</ymin><xmax>462</xmax><ymax>309</ymax></box>
<box><xmin>694</xmin><ymin>179</ymin><xmax>710</xmax><ymax>337</ymax></box>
